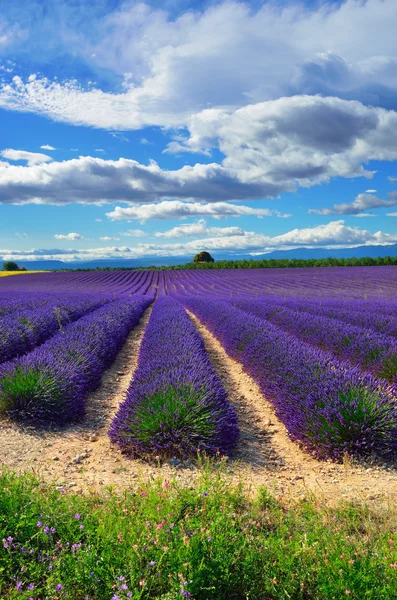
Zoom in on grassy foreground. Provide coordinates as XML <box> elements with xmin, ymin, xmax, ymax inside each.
<box><xmin>1</xmin><ymin>461</ymin><xmax>396</xmax><ymax>599</ymax></box>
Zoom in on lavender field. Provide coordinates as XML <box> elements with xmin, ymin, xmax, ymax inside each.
<box><xmin>1</xmin><ymin>266</ymin><xmax>397</xmax><ymax>462</ymax></box>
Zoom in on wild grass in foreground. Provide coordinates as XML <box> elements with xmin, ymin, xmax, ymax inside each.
<box><xmin>1</xmin><ymin>461</ymin><xmax>397</xmax><ymax>599</ymax></box>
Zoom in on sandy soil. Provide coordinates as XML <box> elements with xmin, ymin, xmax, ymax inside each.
<box><xmin>188</xmin><ymin>311</ymin><xmax>397</xmax><ymax>507</ymax></box>
<box><xmin>1</xmin><ymin>306</ymin><xmax>397</xmax><ymax>507</ymax></box>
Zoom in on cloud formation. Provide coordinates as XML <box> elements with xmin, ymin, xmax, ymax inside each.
<box><xmin>1</xmin><ymin>96</ymin><xmax>397</xmax><ymax>206</ymax></box>
<box><xmin>106</xmin><ymin>200</ymin><xmax>289</xmax><ymax>222</ymax></box>
<box><xmin>309</xmin><ymin>192</ymin><xmax>397</xmax><ymax>216</ymax></box>
<box><xmin>155</xmin><ymin>219</ymin><xmax>246</xmax><ymax>239</ymax></box>
<box><xmin>120</xmin><ymin>229</ymin><xmax>145</xmax><ymax>237</ymax></box>
<box><xmin>2</xmin><ymin>220</ymin><xmax>396</xmax><ymax>263</ymax></box>
<box><xmin>40</xmin><ymin>144</ymin><xmax>55</xmax><ymax>150</ymax></box>
<box><xmin>53</xmin><ymin>232</ymin><xmax>82</xmax><ymax>240</ymax></box>
<box><xmin>2</xmin><ymin>0</ymin><xmax>397</xmax><ymax>130</ymax></box>
<box><xmin>1</xmin><ymin>148</ymin><xmax>52</xmax><ymax>166</ymax></box>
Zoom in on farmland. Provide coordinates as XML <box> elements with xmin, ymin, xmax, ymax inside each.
<box><xmin>1</xmin><ymin>266</ymin><xmax>397</xmax><ymax>598</ymax></box>
<box><xmin>1</xmin><ymin>266</ymin><xmax>397</xmax><ymax>467</ymax></box>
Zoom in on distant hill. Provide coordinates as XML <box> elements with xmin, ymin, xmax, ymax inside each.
<box><xmin>3</xmin><ymin>244</ymin><xmax>397</xmax><ymax>270</ymax></box>
<box><xmin>255</xmin><ymin>244</ymin><xmax>397</xmax><ymax>260</ymax></box>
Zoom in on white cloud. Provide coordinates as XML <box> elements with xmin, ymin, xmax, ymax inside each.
<box><xmin>54</xmin><ymin>232</ymin><xmax>83</xmax><ymax>240</ymax></box>
<box><xmin>40</xmin><ymin>144</ymin><xmax>55</xmax><ymax>150</ymax></box>
<box><xmin>2</xmin><ymin>93</ymin><xmax>397</xmax><ymax>207</ymax></box>
<box><xmin>155</xmin><ymin>219</ymin><xmax>246</xmax><ymax>239</ymax></box>
<box><xmin>106</xmin><ymin>200</ymin><xmax>289</xmax><ymax>222</ymax></box>
<box><xmin>0</xmin><ymin>154</ymin><xmax>283</xmax><ymax>205</ymax></box>
<box><xmin>1</xmin><ymin>148</ymin><xmax>52</xmax><ymax>166</ymax></box>
<box><xmin>2</xmin><ymin>220</ymin><xmax>396</xmax><ymax>263</ymax></box>
<box><xmin>120</xmin><ymin>229</ymin><xmax>145</xmax><ymax>237</ymax></box>
<box><xmin>386</xmin><ymin>212</ymin><xmax>397</xmax><ymax>217</ymax></box>
<box><xmin>309</xmin><ymin>192</ymin><xmax>397</xmax><ymax>216</ymax></box>
<box><xmin>365</xmin><ymin>189</ymin><xmax>377</xmax><ymax>193</ymax></box>
<box><xmin>388</xmin><ymin>176</ymin><xmax>397</xmax><ymax>182</ymax></box>
<box><xmin>2</xmin><ymin>1</ymin><xmax>397</xmax><ymax>129</ymax></box>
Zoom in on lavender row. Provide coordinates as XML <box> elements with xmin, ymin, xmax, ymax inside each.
<box><xmin>184</xmin><ymin>297</ymin><xmax>397</xmax><ymax>460</ymax></box>
<box><xmin>0</xmin><ymin>292</ymin><xmax>64</xmax><ymax>317</ymax></box>
<box><xmin>109</xmin><ymin>297</ymin><xmax>238</xmax><ymax>458</ymax></box>
<box><xmin>232</xmin><ymin>299</ymin><xmax>397</xmax><ymax>383</ymax></box>
<box><xmin>0</xmin><ymin>295</ymin><xmax>113</xmax><ymax>365</ymax></box>
<box><xmin>3</xmin><ymin>266</ymin><xmax>397</xmax><ymax>301</ymax></box>
<box><xmin>257</xmin><ymin>296</ymin><xmax>397</xmax><ymax>338</ymax></box>
<box><xmin>0</xmin><ymin>296</ymin><xmax>152</xmax><ymax>424</ymax></box>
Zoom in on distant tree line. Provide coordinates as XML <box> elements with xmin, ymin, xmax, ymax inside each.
<box><xmin>54</xmin><ymin>254</ymin><xmax>397</xmax><ymax>272</ymax></box>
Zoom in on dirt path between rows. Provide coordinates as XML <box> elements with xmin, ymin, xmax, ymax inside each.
<box><xmin>0</xmin><ymin>307</ymin><xmax>158</xmax><ymax>493</ymax></box>
<box><xmin>1</xmin><ymin>306</ymin><xmax>397</xmax><ymax>507</ymax></box>
<box><xmin>187</xmin><ymin>311</ymin><xmax>397</xmax><ymax>507</ymax></box>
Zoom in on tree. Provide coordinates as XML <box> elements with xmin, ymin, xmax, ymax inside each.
<box><xmin>193</xmin><ymin>251</ymin><xmax>215</xmax><ymax>263</ymax></box>
<box><xmin>3</xmin><ymin>261</ymin><xmax>20</xmax><ymax>271</ymax></box>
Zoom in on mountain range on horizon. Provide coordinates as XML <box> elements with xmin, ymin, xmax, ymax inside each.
<box><xmin>4</xmin><ymin>244</ymin><xmax>397</xmax><ymax>271</ymax></box>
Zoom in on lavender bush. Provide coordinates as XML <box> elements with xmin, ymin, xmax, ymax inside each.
<box><xmin>0</xmin><ymin>296</ymin><xmax>151</xmax><ymax>424</ymax></box>
<box><xmin>256</xmin><ymin>296</ymin><xmax>397</xmax><ymax>338</ymax></box>
<box><xmin>0</xmin><ymin>292</ymin><xmax>66</xmax><ymax>317</ymax></box>
<box><xmin>0</xmin><ymin>294</ymin><xmax>111</xmax><ymax>365</ymax></box>
<box><xmin>184</xmin><ymin>297</ymin><xmax>397</xmax><ymax>460</ymax></box>
<box><xmin>109</xmin><ymin>297</ymin><xmax>238</xmax><ymax>458</ymax></box>
<box><xmin>232</xmin><ymin>299</ymin><xmax>397</xmax><ymax>382</ymax></box>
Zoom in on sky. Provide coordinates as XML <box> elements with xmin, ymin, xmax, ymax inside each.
<box><xmin>1</xmin><ymin>0</ymin><xmax>397</xmax><ymax>264</ymax></box>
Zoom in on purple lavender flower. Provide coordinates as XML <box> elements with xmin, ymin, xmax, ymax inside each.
<box><xmin>109</xmin><ymin>297</ymin><xmax>238</xmax><ymax>458</ymax></box>
<box><xmin>183</xmin><ymin>297</ymin><xmax>397</xmax><ymax>460</ymax></box>
<box><xmin>0</xmin><ymin>297</ymin><xmax>151</xmax><ymax>423</ymax></box>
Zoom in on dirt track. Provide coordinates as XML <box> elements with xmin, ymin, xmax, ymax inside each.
<box><xmin>1</xmin><ymin>306</ymin><xmax>397</xmax><ymax>507</ymax></box>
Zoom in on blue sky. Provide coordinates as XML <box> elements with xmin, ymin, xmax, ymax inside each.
<box><xmin>1</xmin><ymin>0</ymin><xmax>397</xmax><ymax>264</ymax></box>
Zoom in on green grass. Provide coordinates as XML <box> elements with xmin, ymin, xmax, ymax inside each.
<box><xmin>0</xmin><ymin>461</ymin><xmax>396</xmax><ymax>599</ymax></box>
<box><xmin>122</xmin><ymin>385</ymin><xmax>219</xmax><ymax>456</ymax></box>
<box><xmin>0</xmin><ymin>368</ymin><xmax>62</xmax><ymax>417</ymax></box>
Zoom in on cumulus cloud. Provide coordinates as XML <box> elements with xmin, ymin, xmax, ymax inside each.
<box><xmin>365</xmin><ymin>189</ymin><xmax>377</xmax><ymax>193</ymax></box>
<box><xmin>106</xmin><ymin>200</ymin><xmax>289</xmax><ymax>222</ymax></box>
<box><xmin>40</xmin><ymin>144</ymin><xmax>55</xmax><ymax>150</ymax></box>
<box><xmin>155</xmin><ymin>219</ymin><xmax>246</xmax><ymax>239</ymax></box>
<box><xmin>309</xmin><ymin>192</ymin><xmax>397</xmax><ymax>216</ymax></box>
<box><xmin>1</xmin><ymin>96</ymin><xmax>397</xmax><ymax>206</ymax></box>
<box><xmin>120</xmin><ymin>229</ymin><xmax>145</xmax><ymax>237</ymax></box>
<box><xmin>0</xmin><ymin>154</ymin><xmax>282</xmax><ymax>205</ymax></box>
<box><xmin>2</xmin><ymin>220</ymin><xmax>396</xmax><ymax>263</ymax></box>
<box><xmin>2</xmin><ymin>1</ymin><xmax>397</xmax><ymax>129</ymax></box>
<box><xmin>53</xmin><ymin>232</ymin><xmax>83</xmax><ymax>240</ymax></box>
<box><xmin>173</xmin><ymin>96</ymin><xmax>397</xmax><ymax>187</ymax></box>
<box><xmin>1</xmin><ymin>148</ymin><xmax>52</xmax><ymax>166</ymax></box>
